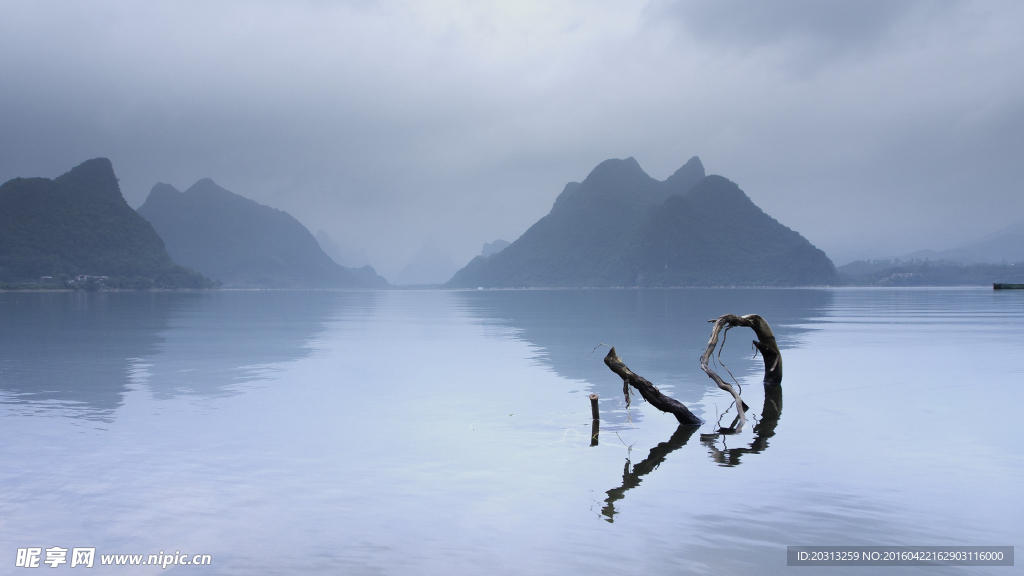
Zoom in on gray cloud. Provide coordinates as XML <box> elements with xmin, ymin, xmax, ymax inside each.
<box><xmin>658</xmin><ymin>1</ymin><xmax>944</xmax><ymax>48</ymax></box>
<box><xmin>1</xmin><ymin>0</ymin><xmax>1022</xmax><ymax>277</ymax></box>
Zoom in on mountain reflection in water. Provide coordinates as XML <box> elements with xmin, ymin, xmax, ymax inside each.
<box><xmin>0</xmin><ymin>288</ymin><xmax>1019</xmax><ymax>573</ymax></box>
<box><xmin>0</xmin><ymin>292</ymin><xmax>174</xmax><ymax>420</ymax></box>
<box><xmin>455</xmin><ymin>288</ymin><xmax>828</xmax><ymax>424</ymax></box>
<box><xmin>0</xmin><ymin>291</ymin><xmax>364</xmax><ymax>420</ymax></box>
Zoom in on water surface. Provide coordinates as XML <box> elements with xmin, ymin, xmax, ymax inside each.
<box><xmin>1</xmin><ymin>288</ymin><xmax>1021</xmax><ymax>574</ymax></box>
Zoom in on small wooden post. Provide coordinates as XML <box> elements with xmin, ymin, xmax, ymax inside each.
<box><xmin>589</xmin><ymin>393</ymin><xmax>600</xmax><ymax>420</ymax></box>
<box><xmin>589</xmin><ymin>393</ymin><xmax>600</xmax><ymax>447</ymax></box>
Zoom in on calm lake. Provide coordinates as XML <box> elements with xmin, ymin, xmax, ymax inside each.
<box><xmin>1</xmin><ymin>288</ymin><xmax>1021</xmax><ymax>574</ymax></box>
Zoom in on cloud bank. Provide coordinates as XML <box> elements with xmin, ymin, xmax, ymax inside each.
<box><xmin>1</xmin><ymin>0</ymin><xmax>1022</xmax><ymax>275</ymax></box>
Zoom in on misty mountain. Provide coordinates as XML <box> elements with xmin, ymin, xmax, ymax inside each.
<box><xmin>395</xmin><ymin>240</ymin><xmax>458</xmax><ymax>286</ymax></box>
<box><xmin>315</xmin><ymin>230</ymin><xmax>372</xmax><ymax>268</ymax></box>
<box><xmin>0</xmin><ymin>158</ymin><xmax>211</xmax><ymax>288</ymax></box>
<box><xmin>137</xmin><ymin>180</ymin><xmax>387</xmax><ymax>288</ymax></box>
<box><xmin>447</xmin><ymin>156</ymin><xmax>838</xmax><ymax>287</ymax></box>
<box><xmin>838</xmin><ymin>259</ymin><xmax>1024</xmax><ymax>286</ymax></box>
<box><xmin>899</xmin><ymin>218</ymin><xmax>1024</xmax><ymax>264</ymax></box>
<box><xmin>481</xmin><ymin>239</ymin><xmax>510</xmax><ymax>257</ymax></box>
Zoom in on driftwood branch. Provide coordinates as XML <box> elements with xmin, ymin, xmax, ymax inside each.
<box><xmin>701</xmin><ymin>314</ymin><xmax>783</xmax><ymax>432</ymax></box>
<box><xmin>603</xmin><ymin>347</ymin><xmax>702</xmax><ymax>426</ymax></box>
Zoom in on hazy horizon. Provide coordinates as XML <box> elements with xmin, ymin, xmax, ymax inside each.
<box><xmin>2</xmin><ymin>0</ymin><xmax>1023</xmax><ymax>277</ymax></box>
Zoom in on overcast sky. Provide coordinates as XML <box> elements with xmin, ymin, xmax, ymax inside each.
<box><xmin>2</xmin><ymin>0</ymin><xmax>1022</xmax><ymax>276</ymax></box>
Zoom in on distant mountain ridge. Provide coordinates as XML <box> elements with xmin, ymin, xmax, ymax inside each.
<box><xmin>138</xmin><ymin>179</ymin><xmax>387</xmax><ymax>288</ymax></box>
<box><xmin>448</xmin><ymin>156</ymin><xmax>838</xmax><ymax>287</ymax></box>
<box><xmin>481</xmin><ymin>239</ymin><xmax>510</xmax><ymax>257</ymax></box>
<box><xmin>838</xmin><ymin>259</ymin><xmax>1024</xmax><ymax>286</ymax></box>
<box><xmin>315</xmin><ymin>230</ymin><xmax>372</xmax><ymax>268</ymax></box>
<box><xmin>394</xmin><ymin>240</ymin><xmax>458</xmax><ymax>286</ymax></box>
<box><xmin>898</xmin><ymin>218</ymin><xmax>1024</xmax><ymax>264</ymax></box>
<box><xmin>0</xmin><ymin>158</ymin><xmax>211</xmax><ymax>288</ymax></box>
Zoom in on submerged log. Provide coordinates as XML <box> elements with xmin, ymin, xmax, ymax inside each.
<box><xmin>603</xmin><ymin>347</ymin><xmax>703</xmax><ymax>426</ymax></box>
<box><xmin>700</xmin><ymin>314</ymin><xmax>783</xmax><ymax>432</ymax></box>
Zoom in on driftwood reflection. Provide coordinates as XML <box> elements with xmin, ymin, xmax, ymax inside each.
<box><xmin>598</xmin><ymin>386</ymin><xmax>784</xmax><ymax>521</ymax></box>
<box><xmin>601</xmin><ymin>424</ymin><xmax>699</xmax><ymax>522</ymax></box>
<box><xmin>702</xmin><ymin>385</ymin><xmax>782</xmax><ymax>467</ymax></box>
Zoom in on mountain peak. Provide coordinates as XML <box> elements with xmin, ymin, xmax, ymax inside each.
<box><xmin>61</xmin><ymin>157</ymin><xmax>114</xmax><ymax>177</ymax></box>
<box><xmin>562</xmin><ymin>157</ymin><xmax>658</xmax><ymax>210</ymax></box>
<box><xmin>55</xmin><ymin>158</ymin><xmax>119</xmax><ymax>196</ymax></box>
<box><xmin>0</xmin><ymin>158</ymin><xmax>213</xmax><ymax>286</ymax></box>
<box><xmin>665</xmin><ymin>156</ymin><xmax>704</xmax><ymax>184</ymax></box>
<box><xmin>582</xmin><ymin>157</ymin><xmax>651</xmax><ymax>187</ymax></box>
<box><xmin>481</xmin><ymin>239</ymin><xmax>511</xmax><ymax>257</ymax></box>
<box><xmin>447</xmin><ymin>154</ymin><xmax>837</xmax><ymax>288</ymax></box>
<box><xmin>138</xmin><ymin>181</ymin><xmax>387</xmax><ymax>288</ymax></box>
<box><xmin>149</xmin><ymin>182</ymin><xmax>180</xmax><ymax>197</ymax></box>
<box><xmin>184</xmin><ymin>178</ymin><xmax>230</xmax><ymax>196</ymax></box>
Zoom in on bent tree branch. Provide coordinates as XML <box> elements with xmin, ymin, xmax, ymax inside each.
<box><xmin>700</xmin><ymin>314</ymin><xmax>783</xmax><ymax>431</ymax></box>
